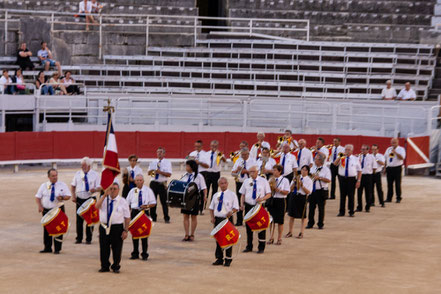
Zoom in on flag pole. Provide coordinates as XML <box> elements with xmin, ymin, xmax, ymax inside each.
<box><xmin>102</xmin><ymin>98</ymin><xmax>116</xmax><ymax>196</ymax></box>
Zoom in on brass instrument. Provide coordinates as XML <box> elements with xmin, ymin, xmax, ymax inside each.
<box><xmin>290</xmin><ymin>174</ymin><xmax>301</xmax><ymax>193</ymax></box>
<box><xmin>277</xmin><ymin>136</ymin><xmax>284</xmax><ymax>144</ymax></box>
<box><xmin>259</xmin><ymin>156</ymin><xmax>268</xmax><ymax>177</ymax></box>
<box><xmin>216</xmin><ymin>152</ymin><xmax>223</xmax><ymax>166</ymax></box>
<box><xmin>389</xmin><ymin>152</ymin><xmax>395</xmax><ymax>158</ymax></box>
<box><xmin>232</xmin><ymin>163</ymin><xmax>244</xmax><ymax>182</ymax></box>
<box><xmin>269</xmin><ymin>176</ymin><xmax>277</xmax><ymax>196</ymax></box>
<box><xmin>338</xmin><ymin>152</ymin><xmax>344</xmax><ymax>158</ymax></box>
<box><xmin>230</xmin><ymin>151</ymin><xmax>240</xmax><ymax>163</ymax></box>
<box><xmin>254</xmin><ymin>142</ymin><xmax>261</xmax><ymax>149</ymax></box>
<box><xmin>148</xmin><ymin>161</ymin><xmax>161</xmax><ymax>177</ymax></box>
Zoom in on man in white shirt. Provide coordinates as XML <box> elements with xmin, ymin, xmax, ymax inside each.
<box><xmin>205</xmin><ymin>140</ymin><xmax>227</xmax><ymax>205</ymax></box>
<box><xmin>71</xmin><ymin>157</ymin><xmax>100</xmax><ymax>244</ymax></box>
<box><xmin>0</xmin><ymin>69</ymin><xmax>15</xmax><ymax>94</ymax></box>
<box><xmin>329</xmin><ymin>137</ymin><xmax>345</xmax><ymax>200</ymax></box>
<box><xmin>231</xmin><ymin>147</ymin><xmax>256</xmax><ymax>226</ymax></box>
<box><xmin>127</xmin><ymin>154</ymin><xmax>142</xmax><ymax>190</ymax></box>
<box><xmin>384</xmin><ymin>138</ymin><xmax>406</xmax><ymax>203</ymax></box>
<box><xmin>381</xmin><ymin>80</ymin><xmax>397</xmax><ymax>100</ymax></box>
<box><xmin>356</xmin><ymin>145</ymin><xmax>377</xmax><ymax>213</ymax></box>
<box><xmin>397</xmin><ymin>82</ymin><xmax>416</xmax><ymax>101</ymax></box>
<box><xmin>78</xmin><ymin>0</ymin><xmax>96</xmax><ymax>31</ymax></box>
<box><xmin>276</xmin><ymin>129</ymin><xmax>298</xmax><ymax>151</ymax></box>
<box><xmin>239</xmin><ymin>166</ymin><xmax>271</xmax><ymax>254</ymax></box>
<box><xmin>307</xmin><ymin>154</ymin><xmax>331</xmax><ymax>229</ymax></box>
<box><xmin>37</xmin><ymin>41</ymin><xmax>61</xmax><ymax>73</ymax></box>
<box><xmin>148</xmin><ymin>147</ymin><xmax>172</xmax><ymax>223</ymax></box>
<box><xmin>209</xmin><ymin>177</ymin><xmax>239</xmax><ymax>267</ymax></box>
<box><xmin>250</xmin><ymin>132</ymin><xmax>271</xmax><ymax>161</ymax></box>
<box><xmin>35</xmin><ymin>168</ymin><xmax>71</xmax><ymax>254</ymax></box>
<box><xmin>371</xmin><ymin>144</ymin><xmax>385</xmax><ymax>207</ymax></box>
<box><xmin>126</xmin><ymin>175</ymin><xmax>156</xmax><ymax>261</ymax></box>
<box><xmin>256</xmin><ymin>147</ymin><xmax>276</xmax><ymax>179</ymax></box>
<box><xmin>334</xmin><ymin>145</ymin><xmax>362</xmax><ymax>217</ymax></box>
<box><xmin>96</xmin><ymin>183</ymin><xmax>130</xmax><ymax>273</ymax></box>
<box><xmin>279</xmin><ymin>143</ymin><xmax>298</xmax><ymax>182</ymax></box>
<box><xmin>314</xmin><ymin>137</ymin><xmax>329</xmax><ymax>161</ymax></box>
<box><xmin>295</xmin><ymin>139</ymin><xmax>313</xmax><ymax>171</ymax></box>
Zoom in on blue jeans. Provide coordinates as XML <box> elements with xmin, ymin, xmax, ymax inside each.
<box><xmin>3</xmin><ymin>85</ymin><xmax>16</xmax><ymax>94</ymax></box>
<box><xmin>41</xmin><ymin>85</ymin><xmax>54</xmax><ymax>95</ymax></box>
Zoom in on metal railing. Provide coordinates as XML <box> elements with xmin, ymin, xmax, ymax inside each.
<box><xmin>0</xmin><ymin>9</ymin><xmax>310</xmax><ymax>59</ymax></box>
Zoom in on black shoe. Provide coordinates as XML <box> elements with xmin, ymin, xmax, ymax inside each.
<box><xmin>113</xmin><ymin>269</ymin><xmax>120</xmax><ymax>274</ymax></box>
<box><xmin>381</xmin><ymin>203</ymin><xmax>385</xmax><ymax>207</ymax></box>
<box><xmin>212</xmin><ymin>259</ymin><xmax>224</xmax><ymax>266</ymax></box>
<box><xmin>54</xmin><ymin>251</ymin><xmax>60</xmax><ymax>255</ymax></box>
<box><xmin>337</xmin><ymin>213</ymin><xmax>345</xmax><ymax>217</ymax></box>
<box><xmin>329</xmin><ymin>197</ymin><xmax>335</xmax><ymax>200</ymax></box>
<box><xmin>371</xmin><ymin>203</ymin><xmax>375</xmax><ymax>207</ymax></box>
<box><xmin>130</xmin><ymin>255</ymin><xmax>139</xmax><ymax>260</ymax></box>
<box><xmin>75</xmin><ymin>240</ymin><xmax>82</xmax><ymax>244</ymax></box>
<box><xmin>142</xmin><ymin>254</ymin><xmax>149</xmax><ymax>261</ymax></box>
<box><xmin>165</xmin><ymin>219</ymin><xmax>170</xmax><ymax>224</ymax></box>
<box><xmin>396</xmin><ymin>199</ymin><xmax>401</xmax><ymax>203</ymax></box>
<box><xmin>224</xmin><ymin>259</ymin><xmax>232</xmax><ymax>267</ymax></box>
<box><xmin>349</xmin><ymin>213</ymin><xmax>354</xmax><ymax>217</ymax></box>
<box><xmin>318</xmin><ymin>226</ymin><xmax>324</xmax><ymax>230</ymax></box>
<box><xmin>98</xmin><ymin>268</ymin><xmax>110</xmax><ymax>273</ymax></box>
<box><xmin>256</xmin><ymin>250</ymin><xmax>264</xmax><ymax>254</ymax></box>
<box><xmin>305</xmin><ymin>225</ymin><xmax>313</xmax><ymax>229</ymax></box>
<box><xmin>385</xmin><ymin>199</ymin><xmax>392</xmax><ymax>203</ymax></box>
<box><xmin>356</xmin><ymin>208</ymin><xmax>362</xmax><ymax>212</ymax></box>
<box><xmin>235</xmin><ymin>222</ymin><xmax>243</xmax><ymax>226</ymax></box>
<box><xmin>85</xmin><ymin>240</ymin><xmax>91</xmax><ymax>245</ymax></box>
<box><xmin>242</xmin><ymin>248</ymin><xmax>252</xmax><ymax>253</ymax></box>
<box><xmin>39</xmin><ymin>249</ymin><xmax>52</xmax><ymax>253</ymax></box>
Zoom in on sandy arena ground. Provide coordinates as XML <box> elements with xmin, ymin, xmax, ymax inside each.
<box><xmin>0</xmin><ymin>166</ymin><xmax>440</xmax><ymax>294</ymax></box>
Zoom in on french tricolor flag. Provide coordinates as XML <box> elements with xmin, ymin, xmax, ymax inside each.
<box><xmin>100</xmin><ymin>112</ymin><xmax>120</xmax><ymax>191</ymax></box>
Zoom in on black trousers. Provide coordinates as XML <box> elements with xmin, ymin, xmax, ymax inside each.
<box><xmin>372</xmin><ymin>172</ymin><xmax>384</xmax><ymax>205</ymax></box>
<box><xmin>357</xmin><ymin>174</ymin><xmax>373</xmax><ymax>211</ymax></box>
<box><xmin>386</xmin><ymin>166</ymin><xmax>402</xmax><ymax>201</ymax></box>
<box><xmin>308</xmin><ymin>189</ymin><xmax>327</xmax><ymax>228</ymax></box>
<box><xmin>76</xmin><ymin>197</ymin><xmax>94</xmax><ymax>242</ymax></box>
<box><xmin>200</xmin><ymin>171</ymin><xmax>209</xmax><ymax>213</ymax></box>
<box><xmin>284</xmin><ymin>172</ymin><xmax>294</xmax><ymax>183</ymax></box>
<box><xmin>235</xmin><ymin>182</ymin><xmax>244</xmax><ymax>225</ymax></box>
<box><xmin>338</xmin><ymin>176</ymin><xmax>356</xmax><ymax>216</ymax></box>
<box><xmin>42</xmin><ymin>207</ymin><xmax>64</xmax><ymax>252</ymax></box>
<box><xmin>244</xmin><ymin>203</ymin><xmax>266</xmax><ymax>251</ymax></box>
<box><xmin>149</xmin><ymin>181</ymin><xmax>169</xmax><ymax>222</ymax></box>
<box><xmin>131</xmin><ymin>209</ymin><xmax>148</xmax><ymax>258</ymax></box>
<box><xmin>205</xmin><ymin>171</ymin><xmax>221</xmax><ymax>202</ymax></box>
<box><xmin>330</xmin><ymin>163</ymin><xmax>339</xmax><ymax>199</ymax></box>
<box><xmin>214</xmin><ymin>217</ymin><xmax>233</xmax><ymax>260</ymax></box>
<box><xmin>99</xmin><ymin>224</ymin><xmax>124</xmax><ymax>271</ymax></box>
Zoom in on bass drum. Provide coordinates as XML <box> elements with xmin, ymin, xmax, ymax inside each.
<box><xmin>166</xmin><ymin>180</ymin><xmax>199</xmax><ymax>210</ymax></box>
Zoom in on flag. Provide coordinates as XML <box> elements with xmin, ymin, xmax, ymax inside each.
<box><xmin>100</xmin><ymin>112</ymin><xmax>120</xmax><ymax>191</ymax></box>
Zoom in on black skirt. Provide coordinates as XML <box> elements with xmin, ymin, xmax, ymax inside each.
<box><xmin>288</xmin><ymin>193</ymin><xmax>308</xmax><ymax>219</ymax></box>
<box><xmin>269</xmin><ymin>198</ymin><xmax>286</xmax><ymax>224</ymax></box>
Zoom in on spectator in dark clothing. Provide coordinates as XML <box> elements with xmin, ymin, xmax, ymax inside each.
<box><xmin>62</xmin><ymin>71</ymin><xmax>80</xmax><ymax>95</ymax></box>
<box><xmin>35</xmin><ymin>71</ymin><xmax>54</xmax><ymax>95</ymax></box>
<box><xmin>16</xmin><ymin>43</ymin><xmax>34</xmax><ymax>70</ymax></box>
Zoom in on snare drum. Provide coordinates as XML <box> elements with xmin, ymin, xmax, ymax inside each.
<box><xmin>128</xmin><ymin>211</ymin><xmax>153</xmax><ymax>239</ymax></box>
<box><xmin>77</xmin><ymin>198</ymin><xmax>99</xmax><ymax>226</ymax></box>
<box><xmin>41</xmin><ymin>207</ymin><xmax>69</xmax><ymax>236</ymax></box>
<box><xmin>244</xmin><ymin>204</ymin><xmax>271</xmax><ymax>232</ymax></box>
<box><xmin>166</xmin><ymin>180</ymin><xmax>199</xmax><ymax>210</ymax></box>
<box><xmin>210</xmin><ymin>219</ymin><xmax>240</xmax><ymax>249</ymax></box>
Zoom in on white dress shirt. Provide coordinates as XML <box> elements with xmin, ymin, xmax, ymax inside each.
<box><xmin>338</xmin><ymin>155</ymin><xmax>362</xmax><ymax>177</ymax></box>
<box><xmin>209</xmin><ymin>189</ymin><xmax>239</xmax><ymax>218</ymax></box>
<box><xmin>126</xmin><ymin>185</ymin><xmax>157</xmax><ymax>209</ymax></box>
<box><xmin>373</xmin><ymin>153</ymin><xmax>385</xmax><ymax>173</ymax></box>
<box><xmin>295</xmin><ymin>176</ymin><xmax>313</xmax><ymax>195</ymax></box>
<box><xmin>295</xmin><ymin>147</ymin><xmax>313</xmax><ymax>168</ymax></box>
<box><xmin>127</xmin><ymin>165</ymin><xmax>143</xmax><ymax>179</ymax></box>
<box><xmin>99</xmin><ymin>196</ymin><xmax>130</xmax><ymax>225</ymax></box>
<box><xmin>279</xmin><ymin>152</ymin><xmax>298</xmax><ymax>176</ymax></box>
<box><xmin>71</xmin><ymin>169</ymin><xmax>100</xmax><ymax>199</ymax></box>
<box><xmin>359</xmin><ymin>153</ymin><xmax>378</xmax><ymax>175</ymax></box>
<box><xmin>250</xmin><ymin>141</ymin><xmax>271</xmax><ymax>160</ymax></box>
<box><xmin>79</xmin><ymin>1</ymin><xmax>92</xmax><ymax>13</ymax></box>
<box><xmin>329</xmin><ymin>145</ymin><xmax>345</xmax><ymax>163</ymax></box>
<box><xmin>148</xmin><ymin>158</ymin><xmax>172</xmax><ymax>183</ymax></box>
<box><xmin>181</xmin><ymin>172</ymin><xmax>207</xmax><ymax>191</ymax></box>
<box><xmin>239</xmin><ymin>176</ymin><xmax>271</xmax><ymax>205</ymax></box>
<box><xmin>397</xmin><ymin>88</ymin><xmax>416</xmax><ymax>100</ymax></box>
<box><xmin>36</xmin><ymin>181</ymin><xmax>72</xmax><ymax>209</ymax></box>
<box><xmin>232</xmin><ymin>157</ymin><xmax>257</xmax><ymax>183</ymax></box>
<box><xmin>189</xmin><ymin>150</ymin><xmax>210</xmax><ymax>172</ymax></box>
<box><xmin>205</xmin><ymin>150</ymin><xmax>223</xmax><ymax>173</ymax></box>
<box><xmin>316</xmin><ymin>146</ymin><xmax>329</xmax><ymax>161</ymax></box>
<box><xmin>256</xmin><ymin>157</ymin><xmax>276</xmax><ymax>173</ymax></box>
<box><xmin>384</xmin><ymin>146</ymin><xmax>406</xmax><ymax>167</ymax></box>
<box><xmin>310</xmin><ymin>164</ymin><xmax>332</xmax><ymax>190</ymax></box>
<box><xmin>272</xmin><ymin>176</ymin><xmax>290</xmax><ymax>199</ymax></box>
<box><xmin>381</xmin><ymin>87</ymin><xmax>397</xmax><ymax>99</ymax></box>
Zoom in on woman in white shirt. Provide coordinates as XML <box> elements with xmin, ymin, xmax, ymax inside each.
<box><xmin>286</xmin><ymin>165</ymin><xmax>312</xmax><ymax>239</ymax></box>
<box><xmin>62</xmin><ymin>71</ymin><xmax>80</xmax><ymax>95</ymax></box>
<box><xmin>13</xmin><ymin>68</ymin><xmax>27</xmax><ymax>94</ymax></box>
<box><xmin>180</xmin><ymin>160</ymin><xmax>207</xmax><ymax>242</ymax></box>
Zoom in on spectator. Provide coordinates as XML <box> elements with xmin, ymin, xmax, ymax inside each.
<box><xmin>0</xmin><ymin>69</ymin><xmax>15</xmax><ymax>94</ymax></box>
<box><xmin>35</xmin><ymin>71</ymin><xmax>54</xmax><ymax>95</ymax></box>
<box><xmin>12</xmin><ymin>69</ymin><xmax>27</xmax><ymax>94</ymax></box>
<box><xmin>16</xmin><ymin>42</ymin><xmax>34</xmax><ymax>71</ymax></box>
<box><xmin>49</xmin><ymin>72</ymin><xmax>68</xmax><ymax>95</ymax></box>
<box><xmin>37</xmin><ymin>41</ymin><xmax>61</xmax><ymax>73</ymax></box>
<box><xmin>61</xmin><ymin>71</ymin><xmax>80</xmax><ymax>95</ymax></box>
<box><xmin>397</xmin><ymin>82</ymin><xmax>416</xmax><ymax>101</ymax></box>
<box><xmin>79</xmin><ymin>0</ymin><xmax>96</xmax><ymax>31</ymax></box>
<box><xmin>91</xmin><ymin>0</ymin><xmax>103</xmax><ymax>14</ymax></box>
<box><xmin>381</xmin><ymin>80</ymin><xmax>397</xmax><ymax>100</ymax></box>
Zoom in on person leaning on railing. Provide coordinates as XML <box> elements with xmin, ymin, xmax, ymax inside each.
<box><xmin>0</xmin><ymin>69</ymin><xmax>16</xmax><ymax>95</ymax></box>
<box><xmin>49</xmin><ymin>72</ymin><xmax>68</xmax><ymax>95</ymax></box>
<box><xmin>78</xmin><ymin>0</ymin><xmax>97</xmax><ymax>31</ymax></box>
<box><xmin>397</xmin><ymin>82</ymin><xmax>416</xmax><ymax>101</ymax></box>
<box><xmin>61</xmin><ymin>71</ymin><xmax>80</xmax><ymax>95</ymax></box>
<box><xmin>35</xmin><ymin>71</ymin><xmax>54</xmax><ymax>95</ymax></box>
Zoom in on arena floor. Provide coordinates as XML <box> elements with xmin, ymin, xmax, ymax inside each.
<box><xmin>0</xmin><ymin>167</ymin><xmax>440</xmax><ymax>294</ymax></box>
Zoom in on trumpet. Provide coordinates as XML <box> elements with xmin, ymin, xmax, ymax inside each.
<box><xmin>230</xmin><ymin>151</ymin><xmax>240</xmax><ymax>163</ymax></box>
<box><xmin>389</xmin><ymin>152</ymin><xmax>395</xmax><ymax>158</ymax></box>
<box><xmin>269</xmin><ymin>176</ymin><xmax>277</xmax><ymax>196</ymax></box>
<box><xmin>277</xmin><ymin>136</ymin><xmax>284</xmax><ymax>144</ymax></box>
<box><xmin>216</xmin><ymin>152</ymin><xmax>223</xmax><ymax>166</ymax></box>
<box><xmin>232</xmin><ymin>164</ymin><xmax>244</xmax><ymax>182</ymax></box>
<box><xmin>148</xmin><ymin>161</ymin><xmax>161</xmax><ymax>177</ymax></box>
<box><xmin>309</xmin><ymin>146</ymin><xmax>317</xmax><ymax>152</ymax></box>
<box><xmin>254</xmin><ymin>142</ymin><xmax>261</xmax><ymax>149</ymax></box>
<box><xmin>338</xmin><ymin>152</ymin><xmax>344</xmax><ymax>158</ymax></box>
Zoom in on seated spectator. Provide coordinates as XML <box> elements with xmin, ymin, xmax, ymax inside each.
<box><xmin>12</xmin><ymin>69</ymin><xmax>27</xmax><ymax>94</ymax></box>
<box><xmin>381</xmin><ymin>80</ymin><xmax>397</xmax><ymax>100</ymax></box>
<box><xmin>61</xmin><ymin>71</ymin><xmax>80</xmax><ymax>95</ymax></box>
<box><xmin>0</xmin><ymin>69</ymin><xmax>16</xmax><ymax>95</ymax></box>
<box><xmin>35</xmin><ymin>71</ymin><xmax>54</xmax><ymax>95</ymax></box>
<box><xmin>397</xmin><ymin>82</ymin><xmax>416</xmax><ymax>101</ymax></box>
<box><xmin>16</xmin><ymin>42</ymin><xmax>34</xmax><ymax>71</ymax></box>
<box><xmin>49</xmin><ymin>72</ymin><xmax>68</xmax><ymax>95</ymax></box>
<box><xmin>37</xmin><ymin>41</ymin><xmax>61</xmax><ymax>74</ymax></box>
<box><xmin>79</xmin><ymin>0</ymin><xmax>96</xmax><ymax>31</ymax></box>
<box><xmin>91</xmin><ymin>0</ymin><xmax>103</xmax><ymax>14</ymax></box>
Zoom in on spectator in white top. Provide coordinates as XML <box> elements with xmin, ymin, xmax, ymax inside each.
<box><xmin>0</xmin><ymin>69</ymin><xmax>15</xmax><ymax>94</ymax></box>
<box><xmin>62</xmin><ymin>71</ymin><xmax>80</xmax><ymax>95</ymax></box>
<box><xmin>381</xmin><ymin>80</ymin><xmax>397</xmax><ymax>100</ymax></box>
<box><xmin>37</xmin><ymin>41</ymin><xmax>61</xmax><ymax>74</ymax></box>
<box><xmin>397</xmin><ymin>82</ymin><xmax>416</xmax><ymax>101</ymax></box>
<box><xmin>79</xmin><ymin>0</ymin><xmax>96</xmax><ymax>31</ymax></box>
<box><xmin>12</xmin><ymin>69</ymin><xmax>27</xmax><ymax>94</ymax></box>
<box><xmin>91</xmin><ymin>0</ymin><xmax>103</xmax><ymax>14</ymax></box>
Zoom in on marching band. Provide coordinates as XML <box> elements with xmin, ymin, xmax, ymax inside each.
<box><xmin>35</xmin><ymin>133</ymin><xmax>406</xmax><ymax>272</ymax></box>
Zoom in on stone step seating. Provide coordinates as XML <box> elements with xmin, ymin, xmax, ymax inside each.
<box><xmin>0</xmin><ymin>0</ymin><xmax>196</xmax><ymax>9</ymax></box>
<box><xmin>229</xmin><ymin>0</ymin><xmax>435</xmax><ymax>15</ymax></box>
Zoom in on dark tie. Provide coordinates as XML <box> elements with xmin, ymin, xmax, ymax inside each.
<box><xmin>297</xmin><ymin>149</ymin><xmax>302</xmax><ymax>166</ymax></box>
<box><xmin>361</xmin><ymin>155</ymin><xmax>366</xmax><ymax>169</ymax></box>
<box><xmin>130</xmin><ymin>170</ymin><xmax>135</xmax><ymax>189</ymax></box>
<box><xmin>138</xmin><ymin>190</ymin><xmax>143</xmax><ymax>208</ymax></box>
<box><xmin>217</xmin><ymin>192</ymin><xmax>224</xmax><ymax>212</ymax></box>
<box><xmin>84</xmin><ymin>172</ymin><xmax>89</xmax><ymax>192</ymax></box>
<box><xmin>345</xmin><ymin>157</ymin><xmax>350</xmax><ymax>177</ymax></box>
<box><xmin>333</xmin><ymin>148</ymin><xmax>337</xmax><ymax>161</ymax></box>
<box><xmin>210</xmin><ymin>151</ymin><xmax>214</xmax><ymax>168</ymax></box>
<box><xmin>252</xmin><ymin>179</ymin><xmax>257</xmax><ymax>199</ymax></box>
<box><xmin>241</xmin><ymin>161</ymin><xmax>246</xmax><ymax>178</ymax></box>
<box><xmin>50</xmin><ymin>183</ymin><xmax>55</xmax><ymax>202</ymax></box>
<box><xmin>155</xmin><ymin>160</ymin><xmax>160</xmax><ymax>180</ymax></box>
<box><xmin>281</xmin><ymin>154</ymin><xmax>286</xmax><ymax>174</ymax></box>
<box><xmin>107</xmin><ymin>199</ymin><xmax>114</xmax><ymax>225</ymax></box>
<box><xmin>186</xmin><ymin>174</ymin><xmax>192</xmax><ymax>184</ymax></box>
